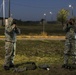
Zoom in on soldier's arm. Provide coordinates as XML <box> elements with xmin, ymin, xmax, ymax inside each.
<box><xmin>63</xmin><ymin>24</ymin><xmax>67</xmax><ymax>31</ymax></box>
<box><xmin>5</xmin><ymin>24</ymin><xmax>16</xmax><ymax>32</ymax></box>
<box><xmin>14</xmin><ymin>25</ymin><xmax>21</xmax><ymax>35</ymax></box>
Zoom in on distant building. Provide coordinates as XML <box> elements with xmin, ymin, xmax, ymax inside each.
<box><xmin>0</xmin><ymin>17</ymin><xmax>8</xmax><ymax>26</ymax></box>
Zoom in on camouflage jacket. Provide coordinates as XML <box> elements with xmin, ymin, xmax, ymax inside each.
<box><xmin>63</xmin><ymin>24</ymin><xmax>76</xmax><ymax>39</ymax></box>
<box><xmin>5</xmin><ymin>17</ymin><xmax>20</xmax><ymax>42</ymax></box>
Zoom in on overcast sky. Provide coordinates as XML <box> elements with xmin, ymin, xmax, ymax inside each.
<box><xmin>0</xmin><ymin>0</ymin><xmax>76</xmax><ymax>21</ymax></box>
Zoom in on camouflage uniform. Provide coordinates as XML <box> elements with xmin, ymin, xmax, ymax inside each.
<box><xmin>4</xmin><ymin>17</ymin><xmax>20</xmax><ymax>67</ymax></box>
<box><xmin>63</xmin><ymin>20</ymin><xmax>76</xmax><ymax>65</ymax></box>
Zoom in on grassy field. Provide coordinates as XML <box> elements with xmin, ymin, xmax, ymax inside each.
<box><xmin>0</xmin><ymin>23</ymin><xmax>65</xmax><ymax>36</ymax></box>
<box><xmin>0</xmin><ymin>40</ymin><xmax>76</xmax><ymax>75</ymax></box>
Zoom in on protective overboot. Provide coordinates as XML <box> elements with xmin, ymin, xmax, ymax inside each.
<box><xmin>4</xmin><ymin>66</ymin><xmax>10</xmax><ymax>70</ymax></box>
<box><xmin>9</xmin><ymin>62</ymin><xmax>15</xmax><ymax>68</ymax></box>
<box><xmin>62</xmin><ymin>64</ymin><xmax>68</xmax><ymax>68</ymax></box>
<box><xmin>71</xmin><ymin>64</ymin><xmax>76</xmax><ymax>69</ymax></box>
<box><xmin>65</xmin><ymin>65</ymin><xmax>71</xmax><ymax>69</ymax></box>
<box><xmin>62</xmin><ymin>64</ymin><xmax>71</xmax><ymax>69</ymax></box>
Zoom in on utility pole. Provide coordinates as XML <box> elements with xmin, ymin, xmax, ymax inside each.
<box><xmin>3</xmin><ymin>0</ymin><xmax>5</xmax><ymax>25</ymax></box>
<box><xmin>8</xmin><ymin>0</ymin><xmax>10</xmax><ymax>17</ymax></box>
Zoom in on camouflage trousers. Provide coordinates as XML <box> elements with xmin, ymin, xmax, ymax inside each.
<box><xmin>64</xmin><ymin>34</ymin><xmax>76</xmax><ymax>64</ymax></box>
<box><xmin>4</xmin><ymin>41</ymin><xmax>16</xmax><ymax>66</ymax></box>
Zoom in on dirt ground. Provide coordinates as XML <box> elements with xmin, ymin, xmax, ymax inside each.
<box><xmin>0</xmin><ymin>35</ymin><xmax>65</xmax><ymax>40</ymax></box>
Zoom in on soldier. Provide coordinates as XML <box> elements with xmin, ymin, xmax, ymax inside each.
<box><xmin>62</xmin><ymin>18</ymin><xmax>76</xmax><ymax>68</ymax></box>
<box><xmin>4</xmin><ymin>17</ymin><xmax>20</xmax><ymax>70</ymax></box>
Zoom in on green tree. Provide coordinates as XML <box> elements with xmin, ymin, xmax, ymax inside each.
<box><xmin>57</xmin><ymin>9</ymin><xmax>69</xmax><ymax>26</ymax></box>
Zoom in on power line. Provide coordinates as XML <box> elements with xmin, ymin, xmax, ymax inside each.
<box><xmin>8</xmin><ymin>0</ymin><xmax>10</xmax><ymax>17</ymax></box>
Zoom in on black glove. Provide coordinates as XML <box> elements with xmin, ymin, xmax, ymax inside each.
<box><xmin>14</xmin><ymin>27</ymin><xmax>21</xmax><ymax>35</ymax></box>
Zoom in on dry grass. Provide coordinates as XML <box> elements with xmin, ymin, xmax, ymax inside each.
<box><xmin>0</xmin><ymin>40</ymin><xmax>76</xmax><ymax>75</ymax></box>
